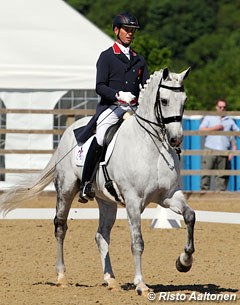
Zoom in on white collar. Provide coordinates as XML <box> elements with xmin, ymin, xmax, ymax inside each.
<box><xmin>116</xmin><ymin>41</ymin><xmax>130</xmax><ymax>56</ymax></box>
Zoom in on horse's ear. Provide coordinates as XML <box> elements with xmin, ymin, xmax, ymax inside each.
<box><xmin>162</xmin><ymin>68</ymin><xmax>169</xmax><ymax>80</ymax></box>
<box><xmin>181</xmin><ymin>67</ymin><xmax>191</xmax><ymax>80</ymax></box>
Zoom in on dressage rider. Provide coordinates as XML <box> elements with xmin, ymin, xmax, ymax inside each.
<box><xmin>78</xmin><ymin>12</ymin><xmax>149</xmax><ymax>203</ymax></box>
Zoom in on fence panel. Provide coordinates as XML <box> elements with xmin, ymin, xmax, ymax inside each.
<box><xmin>0</xmin><ymin>109</ymin><xmax>240</xmax><ymax>191</ymax></box>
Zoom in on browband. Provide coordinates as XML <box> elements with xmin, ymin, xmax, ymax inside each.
<box><xmin>160</xmin><ymin>84</ymin><xmax>185</xmax><ymax>92</ymax></box>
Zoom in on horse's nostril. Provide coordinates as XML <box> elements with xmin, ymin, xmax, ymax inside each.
<box><xmin>170</xmin><ymin>138</ymin><xmax>177</xmax><ymax>145</ymax></box>
<box><xmin>169</xmin><ymin>137</ymin><xmax>183</xmax><ymax>147</ymax></box>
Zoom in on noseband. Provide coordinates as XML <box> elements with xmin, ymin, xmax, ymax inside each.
<box><xmin>133</xmin><ymin>75</ymin><xmax>185</xmax><ymax>143</ymax></box>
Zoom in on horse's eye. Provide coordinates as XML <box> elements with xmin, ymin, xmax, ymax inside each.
<box><xmin>161</xmin><ymin>98</ymin><xmax>168</xmax><ymax>106</ymax></box>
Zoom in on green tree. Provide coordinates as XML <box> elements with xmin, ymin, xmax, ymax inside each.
<box><xmin>186</xmin><ymin>29</ymin><xmax>240</xmax><ymax>110</ymax></box>
<box><xmin>64</xmin><ymin>0</ymin><xmax>240</xmax><ymax>109</ymax></box>
<box><xmin>184</xmin><ymin>33</ymin><xmax>225</xmax><ymax>69</ymax></box>
<box><xmin>214</xmin><ymin>30</ymin><xmax>240</xmax><ymax>110</ymax></box>
<box><xmin>146</xmin><ymin>0</ymin><xmax>218</xmax><ymax>60</ymax></box>
<box><xmin>65</xmin><ymin>0</ymin><xmax>94</xmax><ymax>15</ymax></box>
<box><xmin>132</xmin><ymin>34</ymin><xmax>172</xmax><ymax>74</ymax></box>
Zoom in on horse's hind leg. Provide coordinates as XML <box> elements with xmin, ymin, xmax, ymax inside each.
<box><xmin>164</xmin><ymin>190</ymin><xmax>195</xmax><ymax>272</ymax></box>
<box><xmin>95</xmin><ymin>199</ymin><xmax>118</xmax><ymax>290</ymax></box>
<box><xmin>54</xmin><ymin>172</ymin><xmax>78</xmax><ymax>286</ymax></box>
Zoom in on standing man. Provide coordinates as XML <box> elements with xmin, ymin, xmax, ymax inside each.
<box><xmin>78</xmin><ymin>12</ymin><xmax>149</xmax><ymax>203</ymax></box>
<box><xmin>200</xmin><ymin>99</ymin><xmax>239</xmax><ymax>191</ymax></box>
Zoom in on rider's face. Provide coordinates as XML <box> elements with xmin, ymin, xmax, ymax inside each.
<box><xmin>114</xmin><ymin>26</ymin><xmax>136</xmax><ymax>46</ymax></box>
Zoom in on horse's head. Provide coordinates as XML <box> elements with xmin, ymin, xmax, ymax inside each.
<box><xmin>155</xmin><ymin>67</ymin><xmax>190</xmax><ymax>147</ymax></box>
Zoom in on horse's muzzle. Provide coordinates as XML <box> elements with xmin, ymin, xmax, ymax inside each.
<box><xmin>168</xmin><ymin>135</ymin><xmax>183</xmax><ymax>148</ymax></box>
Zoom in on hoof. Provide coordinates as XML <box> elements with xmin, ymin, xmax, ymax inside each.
<box><xmin>136</xmin><ymin>283</ymin><xmax>150</xmax><ymax>297</ymax></box>
<box><xmin>56</xmin><ymin>272</ymin><xmax>67</xmax><ymax>287</ymax></box>
<box><xmin>107</xmin><ymin>278</ymin><xmax>119</xmax><ymax>291</ymax></box>
<box><xmin>176</xmin><ymin>256</ymin><xmax>192</xmax><ymax>273</ymax></box>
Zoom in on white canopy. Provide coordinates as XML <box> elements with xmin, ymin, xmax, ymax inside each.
<box><xmin>0</xmin><ymin>0</ymin><xmax>113</xmax><ymax>89</ymax></box>
<box><xmin>0</xmin><ymin>0</ymin><xmax>113</xmax><ymax>187</ymax></box>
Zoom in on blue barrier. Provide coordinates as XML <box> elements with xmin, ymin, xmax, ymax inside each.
<box><xmin>182</xmin><ymin>117</ymin><xmax>240</xmax><ymax>191</ymax></box>
<box><xmin>232</xmin><ymin>118</ymin><xmax>240</xmax><ymax>191</ymax></box>
<box><xmin>183</xmin><ymin>117</ymin><xmax>201</xmax><ymax>190</ymax></box>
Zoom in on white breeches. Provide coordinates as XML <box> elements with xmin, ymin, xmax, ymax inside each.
<box><xmin>96</xmin><ymin>105</ymin><xmax>129</xmax><ymax>146</ymax></box>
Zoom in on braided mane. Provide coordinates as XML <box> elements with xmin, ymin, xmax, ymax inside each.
<box><xmin>138</xmin><ymin>70</ymin><xmax>162</xmax><ymax>105</ymax></box>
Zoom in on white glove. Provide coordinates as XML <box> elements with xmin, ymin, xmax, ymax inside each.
<box><xmin>116</xmin><ymin>91</ymin><xmax>136</xmax><ymax>104</ymax></box>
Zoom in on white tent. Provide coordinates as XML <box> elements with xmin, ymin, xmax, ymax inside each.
<box><xmin>0</xmin><ymin>0</ymin><xmax>113</xmax><ymax>89</ymax></box>
<box><xmin>0</xmin><ymin>0</ymin><xmax>113</xmax><ymax>186</ymax></box>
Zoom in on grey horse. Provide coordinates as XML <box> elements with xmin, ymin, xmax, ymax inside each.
<box><xmin>0</xmin><ymin>67</ymin><xmax>195</xmax><ymax>296</ymax></box>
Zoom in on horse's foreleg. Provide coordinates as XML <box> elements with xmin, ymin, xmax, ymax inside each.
<box><xmin>95</xmin><ymin>200</ymin><xmax>118</xmax><ymax>290</ymax></box>
<box><xmin>165</xmin><ymin>190</ymin><xmax>195</xmax><ymax>272</ymax></box>
<box><xmin>127</xmin><ymin>206</ymin><xmax>149</xmax><ymax>296</ymax></box>
<box><xmin>176</xmin><ymin>204</ymin><xmax>195</xmax><ymax>272</ymax></box>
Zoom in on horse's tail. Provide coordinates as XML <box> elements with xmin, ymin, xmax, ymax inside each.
<box><xmin>0</xmin><ymin>151</ymin><xmax>57</xmax><ymax>215</ymax></box>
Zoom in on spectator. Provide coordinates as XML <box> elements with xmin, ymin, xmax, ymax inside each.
<box><xmin>200</xmin><ymin>99</ymin><xmax>239</xmax><ymax>191</ymax></box>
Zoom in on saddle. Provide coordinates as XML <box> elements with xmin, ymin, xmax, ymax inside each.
<box><xmin>100</xmin><ymin>118</ymin><xmax>124</xmax><ymax>203</ymax></box>
<box><xmin>76</xmin><ymin>119</ymin><xmax>123</xmax><ymax>166</ymax></box>
<box><xmin>101</xmin><ymin>118</ymin><xmax>123</xmax><ymax>159</ymax></box>
<box><xmin>75</xmin><ymin>117</ymin><xmax>126</xmax><ymax>203</ymax></box>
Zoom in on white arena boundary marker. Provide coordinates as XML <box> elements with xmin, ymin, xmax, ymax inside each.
<box><xmin>0</xmin><ymin>208</ymin><xmax>240</xmax><ymax>227</ymax></box>
<box><xmin>151</xmin><ymin>206</ymin><xmax>182</xmax><ymax>229</ymax></box>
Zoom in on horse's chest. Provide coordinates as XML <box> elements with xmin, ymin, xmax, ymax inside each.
<box><xmin>157</xmin><ymin>152</ymin><xmax>179</xmax><ymax>188</ymax></box>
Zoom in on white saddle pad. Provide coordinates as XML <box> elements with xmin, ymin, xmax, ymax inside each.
<box><xmin>76</xmin><ymin>131</ymin><xmax>119</xmax><ymax>167</ymax></box>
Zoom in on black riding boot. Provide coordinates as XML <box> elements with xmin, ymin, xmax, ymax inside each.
<box><xmin>78</xmin><ymin>137</ymin><xmax>103</xmax><ymax>203</ymax></box>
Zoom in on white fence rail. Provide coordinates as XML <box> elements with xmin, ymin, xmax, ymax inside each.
<box><xmin>1</xmin><ymin>208</ymin><xmax>240</xmax><ymax>228</ymax></box>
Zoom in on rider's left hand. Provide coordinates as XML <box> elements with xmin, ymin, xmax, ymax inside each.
<box><xmin>116</xmin><ymin>91</ymin><xmax>136</xmax><ymax>104</ymax></box>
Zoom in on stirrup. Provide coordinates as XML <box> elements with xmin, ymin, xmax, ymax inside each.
<box><xmin>78</xmin><ymin>182</ymin><xmax>95</xmax><ymax>203</ymax></box>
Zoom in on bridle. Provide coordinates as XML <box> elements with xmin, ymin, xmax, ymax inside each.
<box><xmin>155</xmin><ymin>81</ymin><xmax>185</xmax><ymax>125</ymax></box>
<box><xmin>134</xmin><ymin>76</ymin><xmax>185</xmax><ymax>142</ymax></box>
